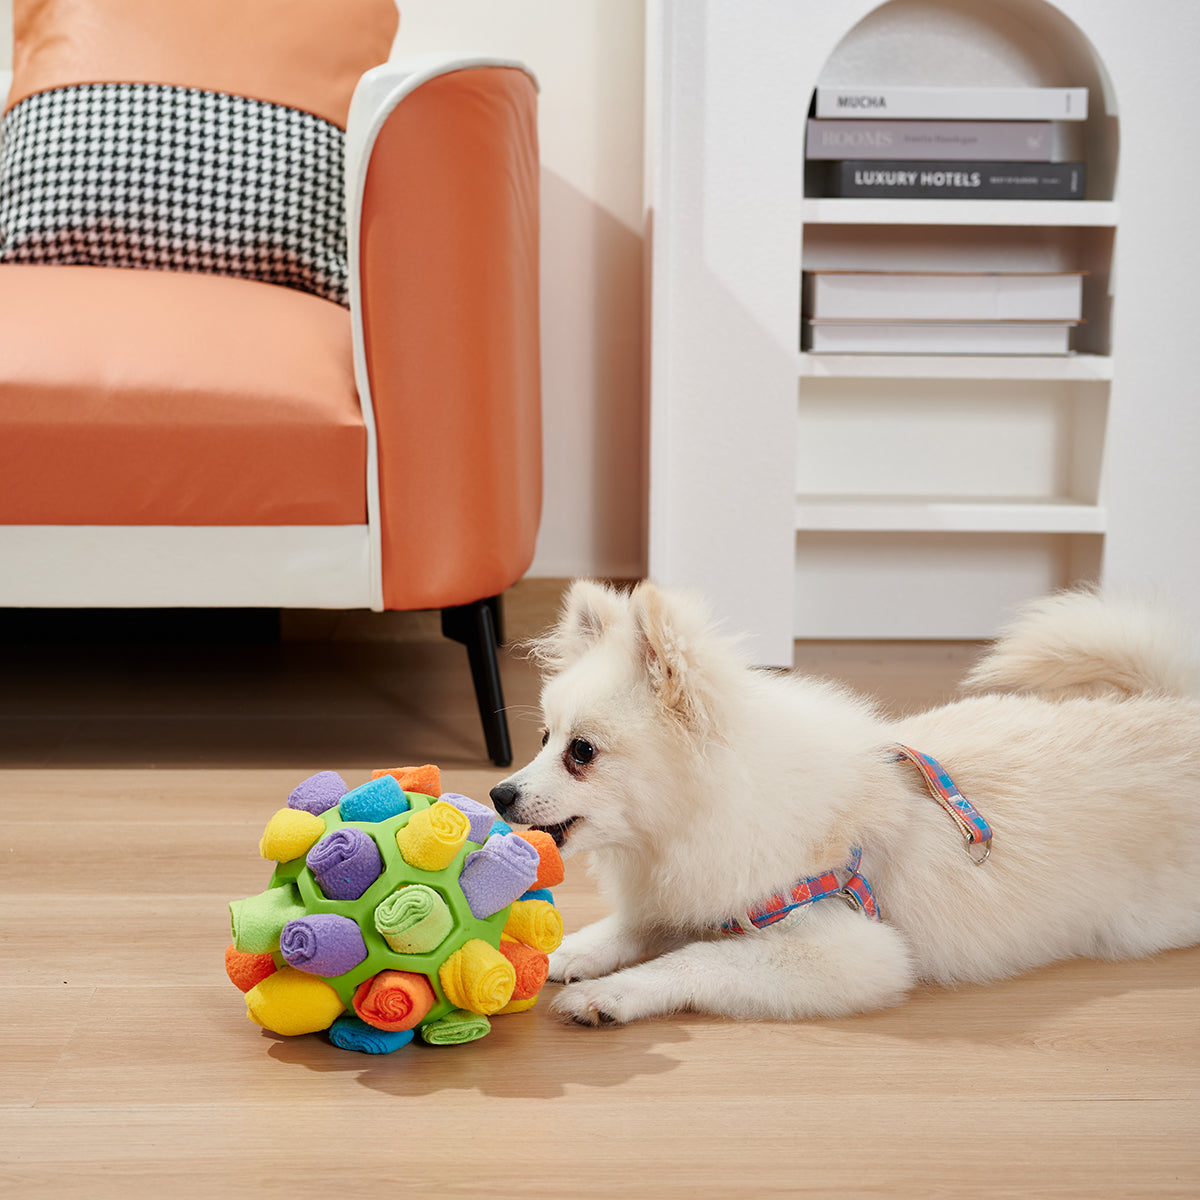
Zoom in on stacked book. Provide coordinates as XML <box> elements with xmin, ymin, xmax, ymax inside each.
<box><xmin>801</xmin><ymin>269</ymin><xmax>1085</xmax><ymax>355</ymax></box>
<box><xmin>806</xmin><ymin>85</ymin><xmax>1087</xmax><ymax>199</ymax></box>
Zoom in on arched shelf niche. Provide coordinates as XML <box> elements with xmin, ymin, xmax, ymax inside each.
<box><xmin>809</xmin><ymin>0</ymin><xmax>1119</xmax><ymax>200</ymax></box>
<box><xmin>800</xmin><ymin>0</ymin><xmax>1119</xmax><ymax>356</ymax></box>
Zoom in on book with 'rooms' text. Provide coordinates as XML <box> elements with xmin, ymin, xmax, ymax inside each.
<box><xmin>806</xmin><ymin>119</ymin><xmax>1057</xmax><ymax>162</ymax></box>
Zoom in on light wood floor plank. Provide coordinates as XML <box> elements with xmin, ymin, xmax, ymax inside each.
<box><xmin>1</xmin><ymin>1099</ymin><xmax>1196</xmax><ymax>1198</ymax></box>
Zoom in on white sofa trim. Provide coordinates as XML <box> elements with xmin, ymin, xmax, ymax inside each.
<box><xmin>0</xmin><ymin>526</ymin><xmax>372</xmax><ymax>608</ymax></box>
<box><xmin>344</xmin><ymin>55</ymin><xmax>538</xmax><ymax>612</ymax></box>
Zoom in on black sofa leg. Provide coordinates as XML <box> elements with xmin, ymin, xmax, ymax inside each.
<box><xmin>441</xmin><ymin>596</ymin><xmax>513</xmax><ymax>768</ymax></box>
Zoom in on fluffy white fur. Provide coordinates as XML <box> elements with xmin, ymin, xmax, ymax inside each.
<box><xmin>490</xmin><ymin>581</ymin><xmax>1200</xmax><ymax>1026</ymax></box>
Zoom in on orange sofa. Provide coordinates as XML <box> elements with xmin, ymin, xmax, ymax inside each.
<box><xmin>0</xmin><ymin>2</ymin><xmax>541</xmax><ymax>765</ymax></box>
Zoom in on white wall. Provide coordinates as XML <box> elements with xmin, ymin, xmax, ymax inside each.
<box><xmin>393</xmin><ymin>2</ymin><xmax>647</xmax><ymax>580</ymax></box>
<box><xmin>0</xmin><ymin>0</ymin><xmax>649</xmax><ymax>581</ymax></box>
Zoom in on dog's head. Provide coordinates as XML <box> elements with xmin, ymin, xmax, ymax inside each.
<box><xmin>490</xmin><ymin>580</ymin><xmax>733</xmax><ymax>857</ymax></box>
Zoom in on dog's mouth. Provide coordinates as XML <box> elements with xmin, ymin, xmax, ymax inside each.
<box><xmin>531</xmin><ymin>817</ymin><xmax>582</xmax><ymax>848</ymax></box>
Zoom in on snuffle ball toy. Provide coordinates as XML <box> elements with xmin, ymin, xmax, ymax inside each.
<box><xmin>225</xmin><ymin>765</ymin><xmax>564</xmax><ymax>1054</ymax></box>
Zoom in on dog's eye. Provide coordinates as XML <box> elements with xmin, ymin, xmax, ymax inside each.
<box><xmin>569</xmin><ymin>738</ymin><xmax>596</xmax><ymax>766</ymax></box>
<box><xmin>540</xmin><ymin>729</ymin><xmax>549</xmax><ymax>748</ymax></box>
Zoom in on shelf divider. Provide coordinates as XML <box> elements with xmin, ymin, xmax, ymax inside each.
<box><xmin>794</xmin><ymin>496</ymin><xmax>1107</xmax><ymax>535</ymax></box>
<box><xmin>801</xmin><ymin>198</ymin><xmax>1119</xmax><ymax>227</ymax></box>
<box><xmin>798</xmin><ymin>353</ymin><xmax>1114</xmax><ymax>382</ymax></box>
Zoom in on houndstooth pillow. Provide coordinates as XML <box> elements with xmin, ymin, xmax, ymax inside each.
<box><xmin>0</xmin><ymin>83</ymin><xmax>348</xmax><ymax>306</ymax></box>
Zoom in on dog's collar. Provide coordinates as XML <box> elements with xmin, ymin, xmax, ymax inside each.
<box><xmin>721</xmin><ymin>846</ymin><xmax>882</xmax><ymax>934</ymax></box>
<box><xmin>720</xmin><ymin>745</ymin><xmax>990</xmax><ymax>935</ymax></box>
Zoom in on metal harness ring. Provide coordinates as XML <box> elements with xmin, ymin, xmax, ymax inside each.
<box><xmin>966</xmin><ymin>835</ymin><xmax>992</xmax><ymax>866</ymax></box>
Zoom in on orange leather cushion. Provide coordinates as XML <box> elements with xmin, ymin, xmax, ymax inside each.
<box><xmin>8</xmin><ymin>0</ymin><xmax>399</xmax><ymax>128</ymax></box>
<box><xmin>0</xmin><ymin>265</ymin><xmax>366</xmax><ymax>525</ymax></box>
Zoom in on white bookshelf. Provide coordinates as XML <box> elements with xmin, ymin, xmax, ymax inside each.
<box><xmin>647</xmin><ymin>0</ymin><xmax>1200</xmax><ymax>663</ymax></box>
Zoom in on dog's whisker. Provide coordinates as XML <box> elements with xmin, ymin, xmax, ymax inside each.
<box><xmin>503</xmin><ymin>704</ymin><xmax>543</xmax><ymax>723</ymax></box>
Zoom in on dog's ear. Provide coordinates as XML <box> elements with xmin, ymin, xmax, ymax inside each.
<box><xmin>526</xmin><ymin>579</ymin><xmax>627</xmax><ymax>672</ymax></box>
<box><xmin>631</xmin><ymin>582</ymin><xmax>717</xmax><ymax>729</ymax></box>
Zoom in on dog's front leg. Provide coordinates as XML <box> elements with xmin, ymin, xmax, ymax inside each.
<box><xmin>552</xmin><ymin>905</ymin><xmax>916</xmax><ymax>1025</ymax></box>
<box><xmin>549</xmin><ymin>914</ymin><xmax>682</xmax><ymax>984</ymax></box>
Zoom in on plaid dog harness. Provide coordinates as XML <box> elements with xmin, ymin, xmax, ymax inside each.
<box><xmin>721</xmin><ymin>846</ymin><xmax>881</xmax><ymax>934</ymax></box>
<box><xmin>721</xmin><ymin>745</ymin><xmax>991</xmax><ymax>935</ymax></box>
<box><xmin>890</xmin><ymin>744</ymin><xmax>993</xmax><ymax>865</ymax></box>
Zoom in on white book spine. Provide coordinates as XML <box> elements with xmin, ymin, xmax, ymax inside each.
<box><xmin>814</xmin><ymin>86</ymin><xmax>1088</xmax><ymax>121</ymax></box>
<box><xmin>803</xmin><ymin>273</ymin><xmax>1084</xmax><ymax>322</ymax></box>
<box><xmin>803</xmin><ymin>321</ymin><xmax>1076</xmax><ymax>355</ymax></box>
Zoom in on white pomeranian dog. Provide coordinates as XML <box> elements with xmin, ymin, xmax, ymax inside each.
<box><xmin>490</xmin><ymin>580</ymin><xmax>1200</xmax><ymax>1026</ymax></box>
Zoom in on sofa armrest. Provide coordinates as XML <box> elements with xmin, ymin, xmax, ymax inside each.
<box><xmin>347</xmin><ymin>56</ymin><xmax>542</xmax><ymax>612</ymax></box>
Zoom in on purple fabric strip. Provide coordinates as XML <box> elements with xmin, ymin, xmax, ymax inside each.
<box><xmin>280</xmin><ymin>913</ymin><xmax>368</xmax><ymax>977</ymax></box>
<box><xmin>306</xmin><ymin>827</ymin><xmax>383</xmax><ymax>901</ymax></box>
<box><xmin>287</xmin><ymin>770</ymin><xmax>349</xmax><ymax>816</ymax></box>
<box><xmin>458</xmin><ymin>832</ymin><xmax>541</xmax><ymax>919</ymax></box>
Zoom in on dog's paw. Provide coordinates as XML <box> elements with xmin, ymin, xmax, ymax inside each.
<box><xmin>550</xmin><ymin>979</ymin><xmax>631</xmax><ymax>1026</ymax></box>
<box><xmin>548</xmin><ymin>928</ymin><xmax>627</xmax><ymax>984</ymax></box>
<box><xmin>551</xmin><ymin>971</ymin><xmax>672</xmax><ymax>1026</ymax></box>
<box><xmin>548</xmin><ymin>945</ymin><xmax>606</xmax><ymax>986</ymax></box>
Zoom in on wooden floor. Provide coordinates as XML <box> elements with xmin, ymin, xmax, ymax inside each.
<box><xmin>2</xmin><ymin>610</ymin><xmax>1197</xmax><ymax>1197</ymax></box>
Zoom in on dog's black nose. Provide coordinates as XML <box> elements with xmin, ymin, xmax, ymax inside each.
<box><xmin>489</xmin><ymin>781</ymin><xmax>520</xmax><ymax>818</ymax></box>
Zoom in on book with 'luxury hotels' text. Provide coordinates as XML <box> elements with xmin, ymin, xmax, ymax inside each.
<box><xmin>823</xmin><ymin>160</ymin><xmax>1086</xmax><ymax>199</ymax></box>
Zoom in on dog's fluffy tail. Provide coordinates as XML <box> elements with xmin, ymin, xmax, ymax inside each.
<box><xmin>963</xmin><ymin>588</ymin><xmax>1199</xmax><ymax>701</ymax></box>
